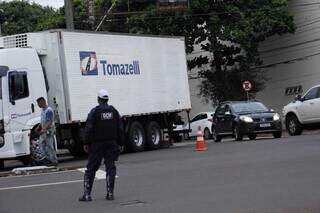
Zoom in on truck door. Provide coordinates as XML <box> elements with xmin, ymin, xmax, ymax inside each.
<box><xmin>7</xmin><ymin>71</ymin><xmax>34</xmax><ymax>133</ymax></box>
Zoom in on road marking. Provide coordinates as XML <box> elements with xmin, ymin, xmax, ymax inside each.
<box><xmin>0</xmin><ymin>179</ymin><xmax>83</xmax><ymax>191</ymax></box>
<box><xmin>78</xmin><ymin>168</ymin><xmax>105</xmax><ymax>179</ymax></box>
<box><xmin>77</xmin><ymin>168</ymin><xmax>119</xmax><ymax>180</ymax></box>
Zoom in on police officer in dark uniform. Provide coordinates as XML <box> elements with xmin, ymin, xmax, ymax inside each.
<box><xmin>79</xmin><ymin>89</ymin><xmax>124</xmax><ymax>202</ymax></box>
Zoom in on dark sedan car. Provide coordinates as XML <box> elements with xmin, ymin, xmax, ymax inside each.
<box><xmin>212</xmin><ymin>101</ymin><xmax>282</xmax><ymax>142</ymax></box>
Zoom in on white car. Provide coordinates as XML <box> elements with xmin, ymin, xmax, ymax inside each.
<box><xmin>283</xmin><ymin>85</ymin><xmax>320</xmax><ymax>135</ymax></box>
<box><xmin>185</xmin><ymin>112</ymin><xmax>215</xmax><ymax>140</ymax></box>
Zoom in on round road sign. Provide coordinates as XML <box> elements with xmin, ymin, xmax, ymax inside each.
<box><xmin>242</xmin><ymin>81</ymin><xmax>252</xmax><ymax>92</ymax></box>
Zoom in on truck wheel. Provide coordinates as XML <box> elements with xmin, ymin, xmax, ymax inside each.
<box><xmin>26</xmin><ymin>131</ymin><xmax>41</xmax><ymax>166</ymax></box>
<box><xmin>68</xmin><ymin>128</ymin><xmax>86</xmax><ymax>158</ymax></box>
<box><xmin>0</xmin><ymin>160</ymin><xmax>4</xmax><ymax>170</ymax></box>
<box><xmin>286</xmin><ymin>115</ymin><xmax>303</xmax><ymax>136</ymax></box>
<box><xmin>204</xmin><ymin>128</ymin><xmax>211</xmax><ymax>140</ymax></box>
<box><xmin>68</xmin><ymin>139</ymin><xmax>86</xmax><ymax>158</ymax></box>
<box><xmin>234</xmin><ymin>125</ymin><xmax>243</xmax><ymax>141</ymax></box>
<box><xmin>128</xmin><ymin>121</ymin><xmax>146</xmax><ymax>152</ymax></box>
<box><xmin>146</xmin><ymin>121</ymin><xmax>161</xmax><ymax>150</ymax></box>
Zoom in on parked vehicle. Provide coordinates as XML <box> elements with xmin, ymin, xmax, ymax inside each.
<box><xmin>283</xmin><ymin>85</ymin><xmax>320</xmax><ymax>136</ymax></box>
<box><xmin>0</xmin><ymin>30</ymin><xmax>191</xmax><ymax>168</ymax></box>
<box><xmin>212</xmin><ymin>101</ymin><xmax>282</xmax><ymax>142</ymax></box>
<box><xmin>186</xmin><ymin>112</ymin><xmax>214</xmax><ymax>140</ymax></box>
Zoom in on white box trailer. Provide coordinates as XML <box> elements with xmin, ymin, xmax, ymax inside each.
<box><xmin>0</xmin><ymin>30</ymin><xmax>191</xmax><ymax>167</ymax></box>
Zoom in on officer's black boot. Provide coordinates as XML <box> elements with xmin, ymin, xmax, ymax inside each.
<box><xmin>105</xmin><ymin>165</ymin><xmax>116</xmax><ymax>200</ymax></box>
<box><xmin>79</xmin><ymin>174</ymin><xmax>94</xmax><ymax>202</ymax></box>
<box><xmin>105</xmin><ymin>174</ymin><xmax>115</xmax><ymax>200</ymax></box>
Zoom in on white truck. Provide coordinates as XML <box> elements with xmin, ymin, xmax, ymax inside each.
<box><xmin>0</xmin><ymin>30</ymin><xmax>191</xmax><ymax>168</ymax></box>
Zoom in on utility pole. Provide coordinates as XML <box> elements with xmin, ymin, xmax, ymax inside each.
<box><xmin>64</xmin><ymin>0</ymin><xmax>74</xmax><ymax>29</ymax></box>
<box><xmin>86</xmin><ymin>0</ymin><xmax>95</xmax><ymax>30</ymax></box>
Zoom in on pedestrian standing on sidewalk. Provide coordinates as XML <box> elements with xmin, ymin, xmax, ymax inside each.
<box><xmin>79</xmin><ymin>89</ymin><xmax>124</xmax><ymax>202</ymax></box>
<box><xmin>35</xmin><ymin>97</ymin><xmax>58</xmax><ymax>166</ymax></box>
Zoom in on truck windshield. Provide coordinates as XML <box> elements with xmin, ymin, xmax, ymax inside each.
<box><xmin>232</xmin><ymin>102</ymin><xmax>269</xmax><ymax>114</ymax></box>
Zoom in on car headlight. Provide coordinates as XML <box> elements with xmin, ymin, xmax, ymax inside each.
<box><xmin>273</xmin><ymin>113</ymin><xmax>280</xmax><ymax>121</ymax></box>
<box><xmin>240</xmin><ymin>116</ymin><xmax>253</xmax><ymax>123</ymax></box>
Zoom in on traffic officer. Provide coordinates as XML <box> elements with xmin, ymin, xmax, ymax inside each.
<box><xmin>79</xmin><ymin>89</ymin><xmax>124</xmax><ymax>202</ymax></box>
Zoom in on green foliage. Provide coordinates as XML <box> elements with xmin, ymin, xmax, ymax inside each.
<box><xmin>0</xmin><ymin>0</ymin><xmax>65</xmax><ymax>35</ymax></box>
<box><xmin>0</xmin><ymin>0</ymin><xmax>295</xmax><ymax>104</ymax></box>
<box><xmin>121</xmin><ymin>0</ymin><xmax>295</xmax><ymax>103</ymax></box>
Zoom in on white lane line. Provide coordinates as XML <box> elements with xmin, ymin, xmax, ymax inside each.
<box><xmin>0</xmin><ymin>179</ymin><xmax>83</xmax><ymax>191</ymax></box>
<box><xmin>77</xmin><ymin>168</ymin><xmax>105</xmax><ymax>179</ymax></box>
<box><xmin>0</xmin><ymin>169</ymin><xmax>81</xmax><ymax>179</ymax></box>
<box><xmin>77</xmin><ymin>168</ymin><xmax>119</xmax><ymax>180</ymax></box>
<box><xmin>0</xmin><ymin>168</ymin><xmax>120</xmax><ymax>191</ymax></box>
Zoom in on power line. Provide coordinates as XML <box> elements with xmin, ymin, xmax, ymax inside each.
<box><xmin>262</xmin><ymin>43</ymin><xmax>320</xmax><ymax>60</ymax></box>
<box><xmin>260</xmin><ymin>37</ymin><xmax>320</xmax><ymax>54</ymax></box>
<box><xmin>256</xmin><ymin>51</ymin><xmax>320</xmax><ymax>69</ymax></box>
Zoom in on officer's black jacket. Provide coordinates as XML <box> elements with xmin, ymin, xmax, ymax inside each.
<box><xmin>84</xmin><ymin>103</ymin><xmax>124</xmax><ymax>146</ymax></box>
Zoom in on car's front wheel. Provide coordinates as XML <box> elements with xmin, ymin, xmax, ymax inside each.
<box><xmin>273</xmin><ymin>131</ymin><xmax>282</xmax><ymax>138</ymax></box>
<box><xmin>248</xmin><ymin>133</ymin><xmax>256</xmax><ymax>140</ymax></box>
<box><xmin>234</xmin><ymin>125</ymin><xmax>243</xmax><ymax>141</ymax></box>
<box><xmin>212</xmin><ymin>126</ymin><xmax>221</xmax><ymax>142</ymax></box>
<box><xmin>286</xmin><ymin>115</ymin><xmax>303</xmax><ymax>136</ymax></box>
<box><xmin>204</xmin><ymin>128</ymin><xmax>211</xmax><ymax>140</ymax></box>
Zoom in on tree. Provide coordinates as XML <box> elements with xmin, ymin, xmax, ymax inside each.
<box><xmin>0</xmin><ymin>0</ymin><xmax>65</xmax><ymax>35</ymax></box>
<box><xmin>191</xmin><ymin>0</ymin><xmax>295</xmax><ymax>104</ymax></box>
<box><xmin>121</xmin><ymin>0</ymin><xmax>295</xmax><ymax>104</ymax></box>
<box><xmin>0</xmin><ymin>0</ymin><xmax>295</xmax><ymax>104</ymax></box>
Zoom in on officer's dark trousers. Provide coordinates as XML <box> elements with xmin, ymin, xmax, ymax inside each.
<box><xmin>84</xmin><ymin>141</ymin><xmax>119</xmax><ymax>196</ymax></box>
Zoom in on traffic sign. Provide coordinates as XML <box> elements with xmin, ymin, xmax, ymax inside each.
<box><xmin>242</xmin><ymin>81</ymin><xmax>252</xmax><ymax>92</ymax></box>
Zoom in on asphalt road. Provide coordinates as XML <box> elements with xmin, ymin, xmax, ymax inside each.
<box><xmin>1</xmin><ymin>134</ymin><xmax>320</xmax><ymax>213</ymax></box>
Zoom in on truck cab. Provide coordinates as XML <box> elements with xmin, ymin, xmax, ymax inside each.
<box><xmin>0</xmin><ymin>48</ymin><xmax>47</xmax><ymax>167</ymax></box>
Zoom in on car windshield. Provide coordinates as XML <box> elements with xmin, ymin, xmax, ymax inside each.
<box><xmin>232</xmin><ymin>102</ymin><xmax>269</xmax><ymax>114</ymax></box>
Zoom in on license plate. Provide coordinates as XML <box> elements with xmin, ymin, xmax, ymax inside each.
<box><xmin>260</xmin><ymin>123</ymin><xmax>271</xmax><ymax>128</ymax></box>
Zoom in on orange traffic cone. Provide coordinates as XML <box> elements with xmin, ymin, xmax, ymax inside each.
<box><xmin>195</xmin><ymin>126</ymin><xmax>207</xmax><ymax>151</ymax></box>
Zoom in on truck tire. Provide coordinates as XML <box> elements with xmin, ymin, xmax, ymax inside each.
<box><xmin>68</xmin><ymin>128</ymin><xmax>86</xmax><ymax>158</ymax></box>
<box><xmin>68</xmin><ymin>138</ymin><xmax>86</xmax><ymax>158</ymax></box>
<box><xmin>146</xmin><ymin>121</ymin><xmax>161</xmax><ymax>150</ymax></box>
<box><xmin>25</xmin><ymin>130</ymin><xmax>41</xmax><ymax>166</ymax></box>
<box><xmin>128</xmin><ymin>121</ymin><xmax>146</xmax><ymax>152</ymax></box>
<box><xmin>286</xmin><ymin>115</ymin><xmax>303</xmax><ymax>136</ymax></box>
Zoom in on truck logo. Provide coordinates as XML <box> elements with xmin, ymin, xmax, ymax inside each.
<box><xmin>80</xmin><ymin>51</ymin><xmax>98</xmax><ymax>76</ymax></box>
